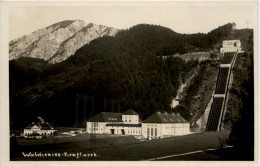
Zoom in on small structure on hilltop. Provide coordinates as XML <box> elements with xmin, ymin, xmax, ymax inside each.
<box><xmin>23</xmin><ymin>117</ymin><xmax>56</xmax><ymax>139</ymax></box>
<box><xmin>142</xmin><ymin>112</ymin><xmax>190</xmax><ymax>140</ymax></box>
<box><xmin>220</xmin><ymin>40</ymin><xmax>242</xmax><ymax>53</ymax></box>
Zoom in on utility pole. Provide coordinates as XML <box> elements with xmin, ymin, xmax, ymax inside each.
<box><xmin>89</xmin><ymin>122</ymin><xmax>96</xmax><ymax>159</ymax></box>
<box><xmin>246</xmin><ymin>20</ymin><xmax>249</xmax><ymax>29</ymax></box>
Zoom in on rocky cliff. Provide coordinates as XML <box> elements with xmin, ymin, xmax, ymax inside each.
<box><xmin>9</xmin><ymin>20</ymin><xmax>119</xmax><ymax>63</ymax></box>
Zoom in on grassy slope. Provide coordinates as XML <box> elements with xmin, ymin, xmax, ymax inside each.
<box><xmin>11</xmin><ymin>131</ymin><xmax>230</xmax><ymax>161</ymax></box>
<box><xmin>176</xmin><ymin>60</ymin><xmax>220</xmax><ymax>123</ymax></box>
<box><xmin>189</xmin><ymin>61</ymin><xmax>219</xmax><ymax>124</ymax></box>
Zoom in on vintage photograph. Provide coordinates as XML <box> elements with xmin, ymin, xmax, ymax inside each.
<box><xmin>0</xmin><ymin>1</ymin><xmax>258</xmax><ymax>164</ymax></box>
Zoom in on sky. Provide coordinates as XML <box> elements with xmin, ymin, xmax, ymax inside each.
<box><xmin>9</xmin><ymin>1</ymin><xmax>257</xmax><ymax>41</ymax></box>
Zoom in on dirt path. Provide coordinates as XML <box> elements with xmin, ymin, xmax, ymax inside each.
<box><xmin>146</xmin><ymin>145</ymin><xmax>233</xmax><ymax>161</ymax></box>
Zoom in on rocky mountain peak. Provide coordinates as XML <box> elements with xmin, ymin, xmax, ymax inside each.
<box><xmin>9</xmin><ymin>20</ymin><xmax>119</xmax><ymax>63</ymax></box>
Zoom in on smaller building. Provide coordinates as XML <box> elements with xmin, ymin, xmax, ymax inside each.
<box><xmin>24</xmin><ymin>120</ymin><xmax>56</xmax><ymax>138</ymax></box>
<box><xmin>220</xmin><ymin>40</ymin><xmax>242</xmax><ymax>53</ymax></box>
<box><xmin>142</xmin><ymin>112</ymin><xmax>190</xmax><ymax>140</ymax></box>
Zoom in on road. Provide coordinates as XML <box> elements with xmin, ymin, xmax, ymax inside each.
<box><xmin>147</xmin><ymin>146</ymin><xmax>233</xmax><ymax>161</ymax></box>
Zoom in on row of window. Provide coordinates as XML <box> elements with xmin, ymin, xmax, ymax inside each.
<box><xmin>147</xmin><ymin>128</ymin><xmax>158</xmax><ymax>137</ymax></box>
<box><xmin>24</xmin><ymin>129</ymin><xmax>54</xmax><ymax>132</ymax></box>
<box><xmin>113</xmin><ymin>130</ymin><xmax>141</xmax><ymax>135</ymax></box>
<box><xmin>128</xmin><ymin>130</ymin><xmax>141</xmax><ymax>134</ymax></box>
<box><xmin>108</xmin><ymin>126</ymin><xmax>140</xmax><ymax>129</ymax></box>
<box><xmin>24</xmin><ymin>132</ymin><xmax>54</xmax><ymax>136</ymax></box>
<box><xmin>89</xmin><ymin>126</ymin><xmax>141</xmax><ymax>131</ymax></box>
<box><xmin>108</xmin><ymin>118</ymin><xmax>118</xmax><ymax>121</ymax></box>
<box><xmin>124</xmin><ymin>116</ymin><xmax>134</xmax><ymax>123</ymax></box>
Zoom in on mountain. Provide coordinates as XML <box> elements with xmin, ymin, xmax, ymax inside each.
<box><xmin>9</xmin><ymin>20</ymin><xmax>119</xmax><ymax>63</ymax></box>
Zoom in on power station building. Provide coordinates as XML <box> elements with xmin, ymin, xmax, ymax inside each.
<box><xmin>86</xmin><ymin>110</ymin><xmax>190</xmax><ymax>139</ymax></box>
<box><xmin>86</xmin><ymin>109</ymin><xmax>142</xmax><ymax>136</ymax></box>
<box><xmin>142</xmin><ymin>112</ymin><xmax>190</xmax><ymax>140</ymax></box>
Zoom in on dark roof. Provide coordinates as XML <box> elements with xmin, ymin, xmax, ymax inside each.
<box><xmin>106</xmin><ymin>123</ymin><xmax>141</xmax><ymax>127</ymax></box>
<box><xmin>87</xmin><ymin>112</ymin><xmax>123</xmax><ymax>122</ymax></box>
<box><xmin>25</xmin><ymin>123</ymin><xmax>41</xmax><ymax>129</ymax></box>
<box><xmin>124</xmin><ymin>109</ymin><xmax>139</xmax><ymax>115</ymax></box>
<box><xmin>41</xmin><ymin>123</ymin><xmax>55</xmax><ymax>130</ymax></box>
<box><xmin>25</xmin><ymin>122</ymin><xmax>55</xmax><ymax>130</ymax></box>
<box><xmin>143</xmin><ymin>112</ymin><xmax>188</xmax><ymax>123</ymax></box>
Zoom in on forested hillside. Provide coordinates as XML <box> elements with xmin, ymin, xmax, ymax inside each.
<box><xmin>9</xmin><ymin>23</ymin><xmax>253</xmax><ymax>128</ymax></box>
<box><xmin>226</xmin><ymin>52</ymin><xmax>254</xmax><ymax>160</ymax></box>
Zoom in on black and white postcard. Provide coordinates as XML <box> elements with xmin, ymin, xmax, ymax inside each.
<box><xmin>0</xmin><ymin>1</ymin><xmax>259</xmax><ymax>166</ymax></box>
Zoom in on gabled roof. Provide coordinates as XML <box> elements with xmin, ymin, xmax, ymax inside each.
<box><xmin>25</xmin><ymin>123</ymin><xmax>41</xmax><ymax>129</ymax></box>
<box><xmin>87</xmin><ymin>112</ymin><xmax>123</xmax><ymax>122</ymax></box>
<box><xmin>142</xmin><ymin>112</ymin><xmax>188</xmax><ymax>123</ymax></box>
<box><xmin>123</xmin><ymin>109</ymin><xmax>139</xmax><ymax>115</ymax></box>
<box><xmin>25</xmin><ymin>122</ymin><xmax>55</xmax><ymax>130</ymax></box>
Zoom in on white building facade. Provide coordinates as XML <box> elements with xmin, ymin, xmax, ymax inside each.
<box><xmin>220</xmin><ymin>40</ymin><xmax>242</xmax><ymax>53</ymax></box>
<box><xmin>142</xmin><ymin>112</ymin><xmax>190</xmax><ymax>140</ymax></box>
<box><xmin>86</xmin><ymin>110</ymin><xmax>190</xmax><ymax>139</ymax></box>
<box><xmin>23</xmin><ymin>122</ymin><xmax>56</xmax><ymax>138</ymax></box>
<box><xmin>86</xmin><ymin>109</ymin><xmax>142</xmax><ymax>136</ymax></box>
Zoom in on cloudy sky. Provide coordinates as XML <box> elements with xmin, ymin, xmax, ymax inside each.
<box><xmin>9</xmin><ymin>1</ymin><xmax>257</xmax><ymax>41</ymax></box>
